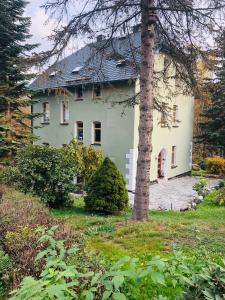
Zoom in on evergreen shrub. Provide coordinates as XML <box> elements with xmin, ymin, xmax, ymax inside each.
<box><xmin>84</xmin><ymin>157</ymin><xmax>128</xmax><ymax>214</ymax></box>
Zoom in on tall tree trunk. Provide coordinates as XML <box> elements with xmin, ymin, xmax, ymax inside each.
<box><xmin>133</xmin><ymin>0</ymin><xmax>156</xmax><ymax>221</ymax></box>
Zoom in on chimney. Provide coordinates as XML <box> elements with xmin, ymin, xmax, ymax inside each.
<box><xmin>133</xmin><ymin>24</ymin><xmax>141</xmax><ymax>33</ymax></box>
<box><xmin>97</xmin><ymin>34</ymin><xmax>105</xmax><ymax>42</ymax></box>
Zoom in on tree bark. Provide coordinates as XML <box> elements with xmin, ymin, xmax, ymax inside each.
<box><xmin>133</xmin><ymin>0</ymin><xmax>156</xmax><ymax>221</ymax></box>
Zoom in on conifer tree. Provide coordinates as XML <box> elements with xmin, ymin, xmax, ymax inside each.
<box><xmin>0</xmin><ymin>0</ymin><xmax>37</xmax><ymax>158</ymax></box>
<box><xmin>200</xmin><ymin>35</ymin><xmax>225</xmax><ymax>156</ymax></box>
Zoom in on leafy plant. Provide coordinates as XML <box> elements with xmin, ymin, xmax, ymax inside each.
<box><xmin>0</xmin><ymin>193</ymin><xmax>75</xmax><ymax>288</ymax></box>
<box><xmin>0</xmin><ymin>249</ymin><xmax>11</xmax><ymax>298</ymax></box>
<box><xmin>183</xmin><ymin>259</ymin><xmax>225</xmax><ymax>300</ymax></box>
<box><xmin>3</xmin><ymin>145</ymin><xmax>79</xmax><ymax>208</ymax></box>
<box><xmin>85</xmin><ymin>157</ymin><xmax>129</xmax><ymax>214</ymax></box>
<box><xmin>9</xmin><ymin>227</ymin><xmax>188</xmax><ymax>300</ymax></box>
<box><xmin>211</xmin><ymin>187</ymin><xmax>225</xmax><ymax>207</ymax></box>
<box><xmin>66</xmin><ymin>139</ymin><xmax>104</xmax><ymax>190</ymax></box>
<box><xmin>193</xmin><ymin>179</ymin><xmax>209</xmax><ymax>197</ymax></box>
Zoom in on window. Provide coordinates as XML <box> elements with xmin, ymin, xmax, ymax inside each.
<box><xmin>172</xmin><ymin>105</ymin><xmax>178</xmax><ymax>126</ymax></box>
<box><xmin>71</xmin><ymin>66</ymin><xmax>82</xmax><ymax>74</ymax></box>
<box><xmin>93</xmin><ymin>84</ymin><xmax>101</xmax><ymax>98</ymax></box>
<box><xmin>161</xmin><ymin>102</ymin><xmax>167</xmax><ymax>127</ymax></box>
<box><xmin>171</xmin><ymin>146</ymin><xmax>177</xmax><ymax>167</ymax></box>
<box><xmin>42</xmin><ymin>102</ymin><xmax>50</xmax><ymax>123</ymax></box>
<box><xmin>61</xmin><ymin>101</ymin><xmax>69</xmax><ymax>124</ymax></box>
<box><xmin>76</xmin><ymin>121</ymin><xmax>83</xmax><ymax>142</ymax></box>
<box><xmin>93</xmin><ymin>122</ymin><xmax>101</xmax><ymax>144</ymax></box>
<box><xmin>76</xmin><ymin>86</ymin><xmax>83</xmax><ymax>100</ymax></box>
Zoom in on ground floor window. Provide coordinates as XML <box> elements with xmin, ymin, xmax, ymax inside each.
<box><xmin>171</xmin><ymin>145</ymin><xmax>177</xmax><ymax>167</ymax></box>
<box><xmin>76</xmin><ymin>121</ymin><xmax>83</xmax><ymax>142</ymax></box>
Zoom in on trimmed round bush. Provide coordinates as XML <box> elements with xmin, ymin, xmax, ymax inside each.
<box><xmin>84</xmin><ymin>157</ymin><xmax>128</xmax><ymax>214</ymax></box>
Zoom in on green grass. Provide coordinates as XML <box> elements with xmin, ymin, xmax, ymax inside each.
<box><xmin>4</xmin><ymin>188</ymin><xmax>225</xmax><ymax>264</ymax></box>
<box><xmin>191</xmin><ymin>169</ymin><xmax>220</xmax><ymax>178</ymax></box>
<box><xmin>51</xmin><ymin>194</ymin><xmax>225</xmax><ymax>264</ymax></box>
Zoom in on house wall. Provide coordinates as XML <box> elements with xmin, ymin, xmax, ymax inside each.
<box><xmin>33</xmin><ymin>53</ymin><xmax>194</xmax><ymax>190</ymax></box>
<box><xmin>33</xmin><ymin>81</ymin><xmax>136</xmax><ymax>176</ymax></box>
<box><xmin>131</xmin><ymin>54</ymin><xmax>194</xmax><ymax>185</ymax></box>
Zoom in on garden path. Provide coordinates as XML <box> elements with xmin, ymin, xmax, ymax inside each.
<box><xmin>129</xmin><ymin>176</ymin><xmax>220</xmax><ymax>211</ymax></box>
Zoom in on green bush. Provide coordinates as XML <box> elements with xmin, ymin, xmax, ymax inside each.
<box><xmin>193</xmin><ymin>179</ymin><xmax>209</xmax><ymax>196</ymax></box>
<box><xmin>0</xmin><ymin>249</ymin><xmax>11</xmax><ymax>297</ymax></box>
<box><xmin>65</xmin><ymin>139</ymin><xmax>104</xmax><ymax>190</ymax></box>
<box><xmin>4</xmin><ymin>145</ymin><xmax>79</xmax><ymax>208</ymax></box>
<box><xmin>183</xmin><ymin>259</ymin><xmax>225</xmax><ymax>299</ymax></box>
<box><xmin>84</xmin><ymin>157</ymin><xmax>128</xmax><ymax>214</ymax></box>
<box><xmin>212</xmin><ymin>187</ymin><xmax>225</xmax><ymax>206</ymax></box>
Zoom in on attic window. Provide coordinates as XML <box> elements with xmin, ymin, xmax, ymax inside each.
<box><xmin>49</xmin><ymin>71</ymin><xmax>58</xmax><ymax>78</ymax></box>
<box><xmin>71</xmin><ymin>66</ymin><xmax>82</xmax><ymax>74</ymax></box>
<box><xmin>116</xmin><ymin>59</ymin><xmax>126</xmax><ymax>67</ymax></box>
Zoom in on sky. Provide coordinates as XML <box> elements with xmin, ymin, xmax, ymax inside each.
<box><xmin>25</xmin><ymin>0</ymin><xmax>54</xmax><ymax>52</ymax></box>
<box><xmin>25</xmin><ymin>0</ymin><xmax>85</xmax><ymax>57</ymax></box>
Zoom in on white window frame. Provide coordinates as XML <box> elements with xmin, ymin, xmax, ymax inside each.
<box><xmin>42</xmin><ymin>102</ymin><xmax>50</xmax><ymax>123</ymax></box>
<box><xmin>92</xmin><ymin>121</ymin><xmax>101</xmax><ymax>145</ymax></box>
<box><xmin>171</xmin><ymin>145</ymin><xmax>177</xmax><ymax>167</ymax></box>
<box><xmin>75</xmin><ymin>121</ymin><xmax>84</xmax><ymax>142</ymax></box>
<box><xmin>161</xmin><ymin>102</ymin><xmax>167</xmax><ymax>127</ymax></box>
<box><xmin>61</xmin><ymin>100</ymin><xmax>69</xmax><ymax>124</ymax></box>
<box><xmin>172</xmin><ymin>104</ymin><xmax>179</xmax><ymax>126</ymax></box>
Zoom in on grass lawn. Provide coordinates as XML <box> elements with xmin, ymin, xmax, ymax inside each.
<box><xmin>52</xmin><ymin>194</ymin><xmax>225</xmax><ymax>265</ymax></box>
<box><xmin>4</xmin><ymin>188</ymin><xmax>224</xmax><ymax>264</ymax></box>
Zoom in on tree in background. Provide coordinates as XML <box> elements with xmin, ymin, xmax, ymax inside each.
<box><xmin>42</xmin><ymin>0</ymin><xmax>225</xmax><ymax>221</ymax></box>
<box><xmin>199</xmin><ymin>32</ymin><xmax>225</xmax><ymax>157</ymax></box>
<box><xmin>0</xmin><ymin>0</ymin><xmax>37</xmax><ymax>159</ymax></box>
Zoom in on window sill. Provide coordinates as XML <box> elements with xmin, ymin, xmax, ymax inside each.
<box><xmin>75</xmin><ymin>98</ymin><xmax>84</xmax><ymax>101</ymax></box>
<box><xmin>171</xmin><ymin>165</ymin><xmax>178</xmax><ymax>169</ymax></box>
<box><xmin>93</xmin><ymin>96</ymin><xmax>102</xmax><ymax>100</ymax></box>
<box><xmin>60</xmin><ymin>122</ymin><xmax>69</xmax><ymax>125</ymax></box>
<box><xmin>161</xmin><ymin>125</ymin><xmax>169</xmax><ymax>128</ymax></box>
<box><xmin>91</xmin><ymin>143</ymin><xmax>101</xmax><ymax>146</ymax></box>
<box><xmin>41</xmin><ymin>122</ymin><xmax>50</xmax><ymax>125</ymax></box>
<box><xmin>172</xmin><ymin>125</ymin><xmax>179</xmax><ymax>128</ymax></box>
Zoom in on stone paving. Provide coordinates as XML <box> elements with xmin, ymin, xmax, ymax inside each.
<box><xmin>129</xmin><ymin>176</ymin><xmax>220</xmax><ymax>211</ymax></box>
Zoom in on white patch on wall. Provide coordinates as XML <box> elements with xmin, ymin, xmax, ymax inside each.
<box><xmin>125</xmin><ymin>148</ymin><xmax>138</xmax><ymax>191</ymax></box>
<box><xmin>189</xmin><ymin>142</ymin><xmax>193</xmax><ymax>168</ymax></box>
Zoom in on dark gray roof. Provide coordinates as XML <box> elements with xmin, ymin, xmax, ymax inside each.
<box><xmin>30</xmin><ymin>31</ymin><xmax>142</xmax><ymax>90</ymax></box>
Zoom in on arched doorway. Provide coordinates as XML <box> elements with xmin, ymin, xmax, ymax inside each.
<box><xmin>157</xmin><ymin>149</ymin><xmax>167</xmax><ymax>178</ymax></box>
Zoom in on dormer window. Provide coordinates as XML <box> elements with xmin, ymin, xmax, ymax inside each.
<box><xmin>71</xmin><ymin>66</ymin><xmax>82</xmax><ymax>74</ymax></box>
<box><xmin>93</xmin><ymin>84</ymin><xmax>101</xmax><ymax>98</ymax></box>
<box><xmin>116</xmin><ymin>59</ymin><xmax>126</xmax><ymax>67</ymax></box>
<box><xmin>49</xmin><ymin>71</ymin><xmax>58</xmax><ymax>78</ymax></box>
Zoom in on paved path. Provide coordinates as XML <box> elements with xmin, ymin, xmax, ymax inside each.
<box><xmin>129</xmin><ymin>176</ymin><xmax>220</xmax><ymax>211</ymax></box>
